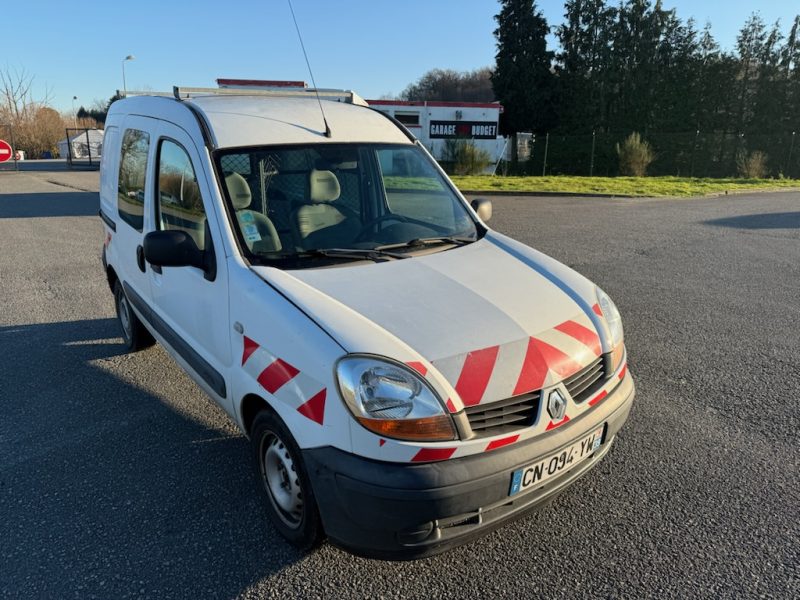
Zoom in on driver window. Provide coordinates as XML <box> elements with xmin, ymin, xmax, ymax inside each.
<box><xmin>376</xmin><ymin>147</ymin><xmax>460</xmax><ymax>230</ymax></box>
<box><xmin>156</xmin><ymin>140</ymin><xmax>207</xmax><ymax>250</ymax></box>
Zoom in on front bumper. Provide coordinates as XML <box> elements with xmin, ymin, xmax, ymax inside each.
<box><xmin>303</xmin><ymin>372</ymin><xmax>635</xmax><ymax>559</ymax></box>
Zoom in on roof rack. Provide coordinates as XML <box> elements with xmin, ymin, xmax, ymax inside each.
<box><xmin>119</xmin><ymin>87</ymin><xmax>368</xmax><ymax>106</ymax></box>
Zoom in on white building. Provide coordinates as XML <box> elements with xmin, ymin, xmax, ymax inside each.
<box><xmin>366</xmin><ymin>100</ymin><xmax>505</xmax><ymax>166</ymax></box>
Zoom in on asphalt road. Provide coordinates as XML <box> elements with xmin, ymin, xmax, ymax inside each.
<box><xmin>1</xmin><ymin>169</ymin><xmax>798</xmax><ymax>599</ymax></box>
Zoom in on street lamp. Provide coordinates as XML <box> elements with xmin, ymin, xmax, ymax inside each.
<box><xmin>72</xmin><ymin>96</ymin><xmax>78</xmax><ymax>127</ymax></box>
<box><xmin>122</xmin><ymin>55</ymin><xmax>135</xmax><ymax>97</ymax></box>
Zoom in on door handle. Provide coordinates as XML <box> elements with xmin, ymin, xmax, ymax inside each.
<box><xmin>136</xmin><ymin>245</ymin><xmax>146</xmax><ymax>272</ymax></box>
<box><xmin>137</xmin><ymin>244</ymin><xmax>162</xmax><ymax>274</ymax></box>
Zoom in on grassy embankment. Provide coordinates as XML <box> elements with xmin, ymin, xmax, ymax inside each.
<box><xmin>449</xmin><ymin>175</ymin><xmax>800</xmax><ymax>197</ymax></box>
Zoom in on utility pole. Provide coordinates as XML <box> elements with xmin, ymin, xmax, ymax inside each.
<box><xmin>122</xmin><ymin>55</ymin><xmax>135</xmax><ymax>96</ymax></box>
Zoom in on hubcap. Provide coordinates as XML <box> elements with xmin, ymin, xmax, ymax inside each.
<box><xmin>260</xmin><ymin>432</ymin><xmax>303</xmax><ymax>528</ymax></box>
<box><xmin>118</xmin><ymin>293</ymin><xmax>132</xmax><ymax>340</ymax></box>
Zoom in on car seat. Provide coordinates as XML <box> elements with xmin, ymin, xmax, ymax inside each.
<box><xmin>292</xmin><ymin>169</ymin><xmax>360</xmax><ymax>249</ymax></box>
<box><xmin>225</xmin><ymin>172</ymin><xmax>282</xmax><ymax>252</ymax></box>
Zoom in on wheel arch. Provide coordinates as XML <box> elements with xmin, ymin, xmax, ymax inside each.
<box><xmin>106</xmin><ymin>264</ymin><xmax>119</xmax><ymax>293</ymax></box>
<box><xmin>240</xmin><ymin>393</ymin><xmax>272</xmax><ymax>437</ymax></box>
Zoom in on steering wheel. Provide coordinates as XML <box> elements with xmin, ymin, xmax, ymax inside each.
<box><xmin>353</xmin><ymin>214</ymin><xmax>411</xmax><ymax>243</ymax></box>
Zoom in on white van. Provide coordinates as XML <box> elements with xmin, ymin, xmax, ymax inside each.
<box><xmin>99</xmin><ymin>87</ymin><xmax>634</xmax><ymax>559</ymax></box>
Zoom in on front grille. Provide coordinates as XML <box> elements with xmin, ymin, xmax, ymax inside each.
<box><xmin>465</xmin><ymin>391</ymin><xmax>541</xmax><ymax>438</ymax></box>
<box><xmin>564</xmin><ymin>356</ymin><xmax>606</xmax><ymax>403</ymax></box>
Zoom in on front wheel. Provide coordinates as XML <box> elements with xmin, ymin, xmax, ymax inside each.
<box><xmin>251</xmin><ymin>410</ymin><xmax>323</xmax><ymax>551</ymax></box>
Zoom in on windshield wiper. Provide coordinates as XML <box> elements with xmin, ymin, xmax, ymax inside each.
<box><xmin>374</xmin><ymin>236</ymin><xmax>477</xmax><ymax>252</ymax></box>
<box><xmin>297</xmin><ymin>247</ymin><xmax>408</xmax><ymax>262</ymax></box>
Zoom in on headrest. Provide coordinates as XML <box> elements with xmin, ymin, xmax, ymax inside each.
<box><xmin>225</xmin><ymin>172</ymin><xmax>252</xmax><ymax>210</ymax></box>
<box><xmin>309</xmin><ymin>169</ymin><xmax>341</xmax><ymax>203</ymax></box>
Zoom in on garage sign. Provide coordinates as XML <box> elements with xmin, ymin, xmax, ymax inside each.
<box><xmin>0</xmin><ymin>139</ymin><xmax>12</xmax><ymax>163</ymax></box>
<box><xmin>429</xmin><ymin>121</ymin><xmax>499</xmax><ymax>140</ymax></box>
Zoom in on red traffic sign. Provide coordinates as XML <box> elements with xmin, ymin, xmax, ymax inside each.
<box><xmin>0</xmin><ymin>139</ymin><xmax>12</xmax><ymax>163</ymax></box>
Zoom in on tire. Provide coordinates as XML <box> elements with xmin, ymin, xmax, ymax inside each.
<box><xmin>251</xmin><ymin>409</ymin><xmax>323</xmax><ymax>551</ymax></box>
<box><xmin>114</xmin><ymin>280</ymin><xmax>154</xmax><ymax>351</ymax></box>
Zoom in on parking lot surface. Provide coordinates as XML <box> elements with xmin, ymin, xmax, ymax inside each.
<box><xmin>1</xmin><ymin>169</ymin><xmax>797</xmax><ymax>599</ymax></box>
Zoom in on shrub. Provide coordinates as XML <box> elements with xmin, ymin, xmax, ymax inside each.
<box><xmin>616</xmin><ymin>132</ymin><xmax>655</xmax><ymax>176</ymax></box>
<box><xmin>736</xmin><ymin>150</ymin><xmax>769</xmax><ymax>179</ymax></box>
<box><xmin>442</xmin><ymin>138</ymin><xmax>492</xmax><ymax>175</ymax></box>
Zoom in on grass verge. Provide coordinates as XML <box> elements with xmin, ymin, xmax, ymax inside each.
<box><xmin>450</xmin><ymin>175</ymin><xmax>800</xmax><ymax>197</ymax></box>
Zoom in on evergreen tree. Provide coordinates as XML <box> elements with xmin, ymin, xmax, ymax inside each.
<box><xmin>784</xmin><ymin>16</ymin><xmax>800</xmax><ymax>135</ymax></box>
<box><xmin>492</xmin><ymin>0</ymin><xmax>556</xmax><ymax>134</ymax></box>
<box><xmin>750</xmin><ymin>21</ymin><xmax>784</xmax><ymax>134</ymax></box>
<box><xmin>735</xmin><ymin>13</ymin><xmax>768</xmax><ymax>133</ymax></box>
<box><xmin>556</xmin><ymin>0</ymin><xmax>617</xmax><ymax>132</ymax></box>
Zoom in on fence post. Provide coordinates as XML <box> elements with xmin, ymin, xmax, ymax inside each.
<box><xmin>86</xmin><ymin>129</ymin><xmax>93</xmax><ymax>167</ymax></box>
<box><xmin>542</xmin><ymin>132</ymin><xmax>549</xmax><ymax>177</ymax></box>
<box><xmin>690</xmin><ymin>129</ymin><xmax>699</xmax><ymax>178</ymax></box>
<box><xmin>787</xmin><ymin>131</ymin><xmax>796</xmax><ymax>177</ymax></box>
<box><xmin>589</xmin><ymin>130</ymin><xmax>596</xmax><ymax>177</ymax></box>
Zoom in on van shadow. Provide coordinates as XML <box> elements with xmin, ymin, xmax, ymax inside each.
<box><xmin>0</xmin><ymin>318</ymin><xmax>304</xmax><ymax>597</ymax></box>
<box><xmin>0</xmin><ymin>191</ymin><xmax>98</xmax><ymax>218</ymax></box>
<box><xmin>704</xmin><ymin>211</ymin><xmax>800</xmax><ymax>230</ymax></box>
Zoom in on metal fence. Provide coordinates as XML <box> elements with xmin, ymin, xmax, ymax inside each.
<box><xmin>63</xmin><ymin>128</ymin><xmax>103</xmax><ymax>169</ymax></box>
<box><xmin>507</xmin><ymin>130</ymin><xmax>799</xmax><ymax>179</ymax></box>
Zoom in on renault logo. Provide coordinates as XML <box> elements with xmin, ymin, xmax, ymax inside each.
<box><xmin>547</xmin><ymin>389</ymin><xmax>567</xmax><ymax>420</ymax></box>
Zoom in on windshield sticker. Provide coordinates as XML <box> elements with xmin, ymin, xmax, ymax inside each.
<box><xmin>240</xmin><ymin>212</ymin><xmax>255</xmax><ymax>223</ymax></box>
<box><xmin>242</xmin><ymin>223</ymin><xmax>261</xmax><ymax>242</ymax></box>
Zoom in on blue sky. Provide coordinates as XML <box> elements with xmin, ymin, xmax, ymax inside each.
<box><xmin>3</xmin><ymin>0</ymin><xmax>798</xmax><ymax>113</ymax></box>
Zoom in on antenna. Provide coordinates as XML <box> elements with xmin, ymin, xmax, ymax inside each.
<box><xmin>287</xmin><ymin>0</ymin><xmax>331</xmax><ymax>138</ymax></box>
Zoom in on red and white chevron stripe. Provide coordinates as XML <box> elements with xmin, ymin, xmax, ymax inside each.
<box><xmin>241</xmin><ymin>336</ymin><xmax>327</xmax><ymax>426</ymax></box>
<box><xmin>430</xmin><ymin>312</ymin><xmax>603</xmax><ymax>409</ymax></box>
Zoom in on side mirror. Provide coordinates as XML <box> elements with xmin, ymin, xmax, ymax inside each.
<box><xmin>144</xmin><ymin>230</ymin><xmax>205</xmax><ymax>270</ymax></box>
<box><xmin>471</xmin><ymin>198</ymin><xmax>493</xmax><ymax>222</ymax></box>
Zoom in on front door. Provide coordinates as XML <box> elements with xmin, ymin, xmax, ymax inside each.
<box><xmin>146</xmin><ymin>123</ymin><xmax>232</xmax><ymax>406</ymax></box>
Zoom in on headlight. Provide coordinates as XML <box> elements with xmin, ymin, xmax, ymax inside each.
<box><xmin>596</xmin><ymin>287</ymin><xmax>625</xmax><ymax>372</ymax></box>
<box><xmin>336</xmin><ymin>357</ymin><xmax>456</xmax><ymax>441</ymax></box>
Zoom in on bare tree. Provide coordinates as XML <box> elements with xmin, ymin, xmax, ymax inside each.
<box><xmin>0</xmin><ymin>66</ymin><xmax>63</xmax><ymax>157</ymax></box>
<box><xmin>0</xmin><ymin>66</ymin><xmax>52</xmax><ymax>122</ymax></box>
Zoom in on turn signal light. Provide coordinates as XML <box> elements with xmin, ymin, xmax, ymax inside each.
<box><xmin>611</xmin><ymin>343</ymin><xmax>625</xmax><ymax>374</ymax></box>
<box><xmin>356</xmin><ymin>415</ymin><xmax>456</xmax><ymax>441</ymax></box>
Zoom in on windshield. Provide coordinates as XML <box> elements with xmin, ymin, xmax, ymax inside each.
<box><xmin>215</xmin><ymin>143</ymin><xmax>478</xmax><ymax>265</ymax></box>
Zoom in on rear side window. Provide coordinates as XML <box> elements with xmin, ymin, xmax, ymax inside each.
<box><xmin>156</xmin><ymin>139</ymin><xmax>207</xmax><ymax>251</ymax></box>
<box><xmin>117</xmin><ymin>129</ymin><xmax>150</xmax><ymax>231</ymax></box>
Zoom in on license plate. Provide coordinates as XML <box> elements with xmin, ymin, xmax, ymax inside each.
<box><xmin>509</xmin><ymin>425</ymin><xmax>605</xmax><ymax>496</ymax></box>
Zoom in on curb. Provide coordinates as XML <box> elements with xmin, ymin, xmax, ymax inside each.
<box><xmin>459</xmin><ymin>190</ymin><xmax>636</xmax><ymax>198</ymax></box>
<box><xmin>459</xmin><ymin>187</ymin><xmax>800</xmax><ymax>199</ymax></box>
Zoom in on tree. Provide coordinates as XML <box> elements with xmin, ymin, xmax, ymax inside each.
<box><xmin>616</xmin><ymin>132</ymin><xmax>655</xmax><ymax>175</ymax></box>
<box><xmin>556</xmin><ymin>0</ymin><xmax>617</xmax><ymax>132</ymax></box>
<box><xmin>492</xmin><ymin>0</ymin><xmax>556</xmax><ymax>134</ymax></box>
<box><xmin>0</xmin><ymin>66</ymin><xmax>63</xmax><ymax>158</ymax></box>
<box><xmin>401</xmin><ymin>68</ymin><xmax>495</xmax><ymax>102</ymax></box>
<box><xmin>22</xmin><ymin>107</ymin><xmax>65</xmax><ymax>158</ymax></box>
<box><xmin>76</xmin><ymin>93</ymin><xmax>122</xmax><ymax>125</ymax></box>
<box><xmin>734</xmin><ymin>13</ymin><xmax>768</xmax><ymax>133</ymax></box>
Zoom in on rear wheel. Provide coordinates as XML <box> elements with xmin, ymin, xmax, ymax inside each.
<box><xmin>251</xmin><ymin>409</ymin><xmax>323</xmax><ymax>550</ymax></box>
<box><xmin>114</xmin><ymin>280</ymin><xmax>153</xmax><ymax>351</ymax></box>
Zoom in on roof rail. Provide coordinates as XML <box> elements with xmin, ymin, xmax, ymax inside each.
<box><xmin>120</xmin><ymin>87</ymin><xmax>368</xmax><ymax>106</ymax></box>
<box><xmin>174</xmin><ymin>86</ymin><xmax>368</xmax><ymax>106</ymax></box>
<box><xmin>119</xmin><ymin>90</ymin><xmax>173</xmax><ymax>98</ymax></box>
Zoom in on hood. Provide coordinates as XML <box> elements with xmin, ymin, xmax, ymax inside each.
<box><xmin>252</xmin><ymin>234</ymin><xmax>608</xmax><ymax>407</ymax></box>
